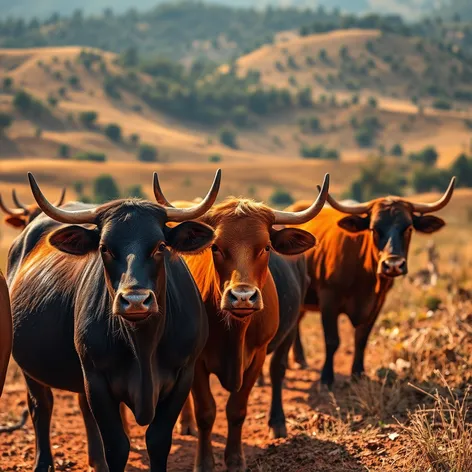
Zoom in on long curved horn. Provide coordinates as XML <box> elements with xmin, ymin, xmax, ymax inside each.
<box><xmin>54</xmin><ymin>188</ymin><xmax>66</xmax><ymax>207</ymax></box>
<box><xmin>153</xmin><ymin>169</ymin><xmax>221</xmax><ymax>222</ymax></box>
<box><xmin>325</xmin><ymin>192</ymin><xmax>372</xmax><ymax>215</ymax></box>
<box><xmin>408</xmin><ymin>177</ymin><xmax>456</xmax><ymax>214</ymax></box>
<box><xmin>28</xmin><ymin>173</ymin><xmax>97</xmax><ymax>225</ymax></box>
<box><xmin>12</xmin><ymin>189</ymin><xmax>28</xmax><ymax>211</ymax></box>
<box><xmin>273</xmin><ymin>173</ymin><xmax>330</xmax><ymax>225</ymax></box>
<box><xmin>0</xmin><ymin>193</ymin><xmax>26</xmax><ymax>216</ymax></box>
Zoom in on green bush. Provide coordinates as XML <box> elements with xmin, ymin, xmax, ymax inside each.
<box><xmin>79</xmin><ymin>111</ymin><xmax>98</xmax><ymax>128</ymax></box>
<box><xmin>390</xmin><ymin>143</ymin><xmax>403</xmax><ymax>156</ymax></box>
<box><xmin>0</xmin><ymin>113</ymin><xmax>13</xmax><ymax>135</ymax></box>
<box><xmin>73</xmin><ymin>180</ymin><xmax>84</xmax><ymax>196</ymax></box>
<box><xmin>209</xmin><ymin>154</ymin><xmax>222</xmax><ymax>163</ymax></box>
<box><xmin>355</xmin><ymin>128</ymin><xmax>375</xmax><ymax>147</ymax></box>
<box><xmin>3</xmin><ymin>77</ymin><xmax>13</xmax><ymax>90</ymax></box>
<box><xmin>138</xmin><ymin>143</ymin><xmax>158</xmax><ymax>162</ymax></box>
<box><xmin>74</xmin><ymin>151</ymin><xmax>107</xmax><ymax>162</ymax></box>
<box><xmin>130</xmin><ymin>133</ymin><xmax>140</xmax><ymax>146</ymax></box>
<box><xmin>409</xmin><ymin>146</ymin><xmax>438</xmax><ymax>166</ymax></box>
<box><xmin>297</xmin><ymin>87</ymin><xmax>313</xmax><ymax>108</ymax></box>
<box><xmin>68</xmin><ymin>75</ymin><xmax>80</xmax><ymax>88</ymax></box>
<box><xmin>219</xmin><ymin>127</ymin><xmax>238</xmax><ymax>149</ymax></box>
<box><xmin>300</xmin><ymin>144</ymin><xmax>339</xmax><ymax>160</ymax></box>
<box><xmin>432</xmin><ymin>98</ymin><xmax>452</xmax><ymax>110</ymax></box>
<box><xmin>104</xmin><ymin>123</ymin><xmax>122</xmax><ymax>142</ymax></box>
<box><xmin>13</xmin><ymin>90</ymin><xmax>46</xmax><ymax>117</ymax></box>
<box><xmin>368</xmin><ymin>96</ymin><xmax>378</xmax><ymax>108</ymax></box>
<box><xmin>47</xmin><ymin>95</ymin><xmax>58</xmax><ymax>107</ymax></box>
<box><xmin>412</xmin><ymin>167</ymin><xmax>452</xmax><ymax>193</ymax></box>
<box><xmin>270</xmin><ymin>189</ymin><xmax>294</xmax><ymax>206</ymax></box>
<box><xmin>231</xmin><ymin>105</ymin><xmax>250</xmax><ymax>128</ymax></box>
<box><xmin>93</xmin><ymin>174</ymin><xmax>120</xmax><ymax>203</ymax></box>
<box><xmin>58</xmin><ymin>144</ymin><xmax>70</xmax><ymax>158</ymax></box>
<box><xmin>125</xmin><ymin>184</ymin><xmax>146</xmax><ymax>199</ymax></box>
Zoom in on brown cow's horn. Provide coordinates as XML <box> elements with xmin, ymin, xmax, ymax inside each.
<box><xmin>273</xmin><ymin>173</ymin><xmax>330</xmax><ymax>225</ymax></box>
<box><xmin>324</xmin><ymin>191</ymin><xmax>371</xmax><ymax>215</ymax></box>
<box><xmin>12</xmin><ymin>189</ymin><xmax>29</xmax><ymax>211</ymax></box>
<box><xmin>0</xmin><ymin>193</ymin><xmax>26</xmax><ymax>216</ymax></box>
<box><xmin>408</xmin><ymin>177</ymin><xmax>456</xmax><ymax>214</ymax></box>
<box><xmin>153</xmin><ymin>169</ymin><xmax>221</xmax><ymax>222</ymax></box>
<box><xmin>54</xmin><ymin>188</ymin><xmax>66</xmax><ymax>207</ymax></box>
<box><xmin>28</xmin><ymin>173</ymin><xmax>97</xmax><ymax>225</ymax></box>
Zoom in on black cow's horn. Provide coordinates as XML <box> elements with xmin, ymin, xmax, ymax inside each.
<box><xmin>153</xmin><ymin>169</ymin><xmax>221</xmax><ymax>222</ymax></box>
<box><xmin>408</xmin><ymin>177</ymin><xmax>456</xmax><ymax>214</ymax></box>
<box><xmin>272</xmin><ymin>173</ymin><xmax>329</xmax><ymax>225</ymax></box>
<box><xmin>12</xmin><ymin>189</ymin><xmax>29</xmax><ymax>211</ymax></box>
<box><xmin>325</xmin><ymin>192</ymin><xmax>371</xmax><ymax>215</ymax></box>
<box><xmin>28</xmin><ymin>173</ymin><xmax>97</xmax><ymax>225</ymax></box>
<box><xmin>0</xmin><ymin>193</ymin><xmax>26</xmax><ymax>216</ymax></box>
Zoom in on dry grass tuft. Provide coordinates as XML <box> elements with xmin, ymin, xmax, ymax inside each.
<box><xmin>396</xmin><ymin>373</ymin><xmax>472</xmax><ymax>472</ymax></box>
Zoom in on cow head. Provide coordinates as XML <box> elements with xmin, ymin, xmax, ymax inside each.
<box><xmin>328</xmin><ymin>178</ymin><xmax>455</xmax><ymax>278</ymax></box>
<box><xmin>157</xmin><ymin>175</ymin><xmax>330</xmax><ymax>319</ymax></box>
<box><xmin>27</xmin><ymin>171</ymin><xmax>220</xmax><ymax>322</ymax></box>
<box><xmin>0</xmin><ymin>188</ymin><xmax>66</xmax><ymax>230</ymax></box>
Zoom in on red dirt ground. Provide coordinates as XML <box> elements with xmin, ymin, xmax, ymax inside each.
<box><xmin>0</xmin><ymin>315</ymin><xmax>401</xmax><ymax>471</ymax></box>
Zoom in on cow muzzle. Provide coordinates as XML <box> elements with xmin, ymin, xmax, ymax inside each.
<box><xmin>113</xmin><ymin>289</ymin><xmax>158</xmax><ymax>322</ymax></box>
<box><xmin>379</xmin><ymin>256</ymin><xmax>407</xmax><ymax>277</ymax></box>
<box><xmin>221</xmin><ymin>284</ymin><xmax>263</xmax><ymax>318</ymax></box>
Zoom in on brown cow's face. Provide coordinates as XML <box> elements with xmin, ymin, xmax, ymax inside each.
<box><xmin>338</xmin><ymin>199</ymin><xmax>445</xmax><ymax>278</ymax></box>
<box><xmin>205</xmin><ymin>201</ymin><xmax>316</xmax><ymax>319</ymax></box>
<box><xmin>4</xmin><ymin>205</ymin><xmax>42</xmax><ymax>230</ymax></box>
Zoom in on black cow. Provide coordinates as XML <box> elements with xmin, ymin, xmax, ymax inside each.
<box><xmin>9</xmin><ymin>171</ymin><xmax>220</xmax><ymax>472</ymax></box>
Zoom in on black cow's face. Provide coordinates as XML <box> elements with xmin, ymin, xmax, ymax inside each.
<box><xmin>48</xmin><ymin>201</ymin><xmax>214</xmax><ymax>322</ymax></box>
<box><xmin>338</xmin><ymin>200</ymin><xmax>445</xmax><ymax>278</ymax></box>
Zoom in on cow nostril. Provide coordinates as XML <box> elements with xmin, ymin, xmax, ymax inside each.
<box><xmin>143</xmin><ymin>293</ymin><xmax>153</xmax><ymax>307</ymax></box>
<box><xmin>120</xmin><ymin>294</ymin><xmax>131</xmax><ymax>308</ymax></box>
<box><xmin>399</xmin><ymin>260</ymin><xmax>406</xmax><ymax>270</ymax></box>
<box><xmin>382</xmin><ymin>260</ymin><xmax>390</xmax><ymax>271</ymax></box>
<box><xmin>229</xmin><ymin>291</ymin><xmax>238</xmax><ymax>303</ymax></box>
<box><xmin>249</xmin><ymin>292</ymin><xmax>258</xmax><ymax>303</ymax></box>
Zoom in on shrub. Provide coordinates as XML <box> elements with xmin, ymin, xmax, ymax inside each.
<box><xmin>287</xmin><ymin>55</ymin><xmax>298</xmax><ymax>69</ymax></box>
<box><xmin>409</xmin><ymin>146</ymin><xmax>439</xmax><ymax>166</ymax></box>
<box><xmin>130</xmin><ymin>133</ymin><xmax>140</xmax><ymax>146</ymax></box>
<box><xmin>368</xmin><ymin>96</ymin><xmax>378</xmax><ymax>108</ymax></box>
<box><xmin>125</xmin><ymin>184</ymin><xmax>146</xmax><ymax>199</ymax></box>
<box><xmin>68</xmin><ymin>75</ymin><xmax>80</xmax><ymax>88</ymax></box>
<box><xmin>355</xmin><ymin>128</ymin><xmax>375</xmax><ymax>147</ymax></box>
<box><xmin>219</xmin><ymin>127</ymin><xmax>238</xmax><ymax>149</ymax></box>
<box><xmin>297</xmin><ymin>87</ymin><xmax>313</xmax><ymax>108</ymax></box>
<box><xmin>433</xmin><ymin>98</ymin><xmax>452</xmax><ymax>110</ymax></box>
<box><xmin>318</xmin><ymin>48</ymin><xmax>328</xmax><ymax>62</ymax></box>
<box><xmin>411</xmin><ymin>168</ymin><xmax>451</xmax><ymax>193</ymax></box>
<box><xmin>74</xmin><ymin>151</ymin><xmax>107</xmax><ymax>162</ymax></box>
<box><xmin>103</xmin><ymin>77</ymin><xmax>121</xmax><ymax>99</ymax></box>
<box><xmin>58</xmin><ymin>87</ymin><xmax>67</xmax><ymax>97</ymax></box>
<box><xmin>13</xmin><ymin>90</ymin><xmax>45</xmax><ymax>117</ymax></box>
<box><xmin>3</xmin><ymin>77</ymin><xmax>13</xmax><ymax>90</ymax></box>
<box><xmin>270</xmin><ymin>189</ymin><xmax>294</xmax><ymax>206</ymax></box>
<box><xmin>35</xmin><ymin>127</ymin><xmax>42</xmax><ymax>138</ymax></box>
<box><xmin>79</xmin><ymin>111</ymin><xmax>98</xmax><ymax>128</ymax></box>
<box><xmin>104</xmin><ymin>123</ymin><xmax>122</xmax><ymax>142</ymax></box>
<box><xmin>58</xmin><ymin>144</ymin><xmax>70</xmax><ymax>158</ymax></box>
<box><xmin>47</xmin><ymin>95</ymin><xmax>58</xmax><ymax>107</ymax></box>
<box><xmin>390</xmin><ymin>144</ymin><xmax>403</xmax><ymax>156</ymax></box>
<box><xmin>0</xmin><ymin>113</ymin><xmax>13</xmax><ymax>135</ymax></box>
<box><xmin>73</xmin><ymin>180</ymin><xmax>84</xmax><ymax>196</ymax></box>
<box><xmin>93</xmin><ymin>175</ymin><xmax>120</xmax><ymax>203</ymax></box>
<box><xmin>209</xmin><ymin>154</ymin><xmax>222</xmax><ymax>163</ymax></box>
<box><xmin>138</xmin><ymin>144</ymin><xmax>158</xmax><ymax>162</ymax></box>
<box><xmin>231</xmin><ymin>105</ymin><xmax>250</xmax><ymax>128</ymax></box>
<box><xmin>299</xmin><ymin>116</ymin><xmax>321</xmax><ymax>133</ymax></box>
<box><xmin>300</xmin><ymin>144</ymin><xmax>339</xmax><ymax>160</ymax></box>
<box><xmin>464</xmin><ymin>119</ymin><xmax>472</xmax><ymax>129</ymax></box>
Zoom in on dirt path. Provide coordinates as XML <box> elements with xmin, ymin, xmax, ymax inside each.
<box><xmin>0</xmin><ymin>315</ymin><xmax>394</xmax><ymax>471</ymax></box>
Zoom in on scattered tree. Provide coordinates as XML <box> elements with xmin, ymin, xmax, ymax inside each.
<box><xmin>138</xmin><ymin>143</ymin><xmax>158</xmax><ymax>162</ymax></box>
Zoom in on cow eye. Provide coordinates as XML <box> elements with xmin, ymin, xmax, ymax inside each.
<box><xmin>211</xmin><ymin>244</ymin><xmax>219</xmax><ymax>253</ymax></box>
<box><xmin>100</xmin><ymin>244</ymin><xmax>109</xmax><ymax>254</ymax></box>
<box><xmin>265</xmin><ymin>245</ymin><xmax>271</xmax><ymax>252</ymax></box>
<box><xmin>158</xmin><ymin>242</ymin><xmax>167</xmax><ymax>252</ymax></box>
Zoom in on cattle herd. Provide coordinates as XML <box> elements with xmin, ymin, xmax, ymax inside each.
<box><xmin>0</xmin><ymin>170</ymin><xmax>456</xmax><ymax>472</ymax></box>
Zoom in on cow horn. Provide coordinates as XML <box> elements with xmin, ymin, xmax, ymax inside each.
<box><xmin>54</xmin><ymin>188</ymin><xmax>67</xmax><ymax>207</ymax></box>
<box><xmin>408</xmin><ymin>177</ymin><xmax>456</xmax><ymax>214</ymax></box>
<box><xmin>273</xmin><ymin>173</ymin><xmax>329</xmax><ymax>225</ymax></box>
<box><xmin>153</xmin><ymin>169</ymin><xmax>221</xmax><ymax>222</ymax></box>
<box><xmin>12</xmin><ymin>189</ymin><xmax>29</xmax><ymax>211</ymax></box>
<box><xmin>28</xmin><ymin>173</ymin><xmax>97</xmax><ymax>225</ymax></box>
<box><xmin>324</xmin><ymin>191</ymin><xmax>371</xmax><ymax>215</ymax></box>
<box><xmin>0</xmin><ymin>193</ymin><xmax>26</xmax><ymax>216</ymax></box>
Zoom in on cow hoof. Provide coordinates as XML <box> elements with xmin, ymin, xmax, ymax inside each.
<box><xmin>179</xmin><ymin>420</ymin><xmax>197</xmax><ymax>436</ymax></box>
<box><xmin>226</xmin><ymin>454</ymin><xmax>246</xmax><ymax>472</ymax></box>
<box><xmin>270</xmin><ymin>424</ymin><xmax>287</xmax><ymax>439</ymax></box>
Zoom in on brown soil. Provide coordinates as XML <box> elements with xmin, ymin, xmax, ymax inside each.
<box><xmin>0</xmin><ymin>315</ymin><xmax>403</xmax><ymax>472</ymax></box>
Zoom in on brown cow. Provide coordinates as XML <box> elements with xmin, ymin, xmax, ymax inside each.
<box><xmin>0</xmin><ymin>188</ymin><xmax>66</xmax><ymax>230</ymax></box>
<box><xmin>154</xmin><ymin>175</ymin><xmax>329</xmax><ymax>471</ymax></box>
<box><xmin>0</xmin><ymin>271</ymin><xmax>12</xmax><ymax>397</ymax></box>
<box><xmin>291</xmin><ymin>178</ymin><xmax>455</xmax><ymax>386</ymax></box>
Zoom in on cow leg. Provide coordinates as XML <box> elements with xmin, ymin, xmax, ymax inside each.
<box><xmin>24</xmin><ymin>374</ymin><xmax>54</xmax><ymax>472</ymax></box>
<box><xmin>225</xmin><ymin>350</ymin><xmax>266</xmax><ymax>472</ymax></box>
<box><xmin>178</xmin><ymin>395</ymin><xmax>197</xmax><ymax>436</ymax></box>
<box><xmin>192</xmin><ymin>362</ymin><xmax>217</xmax><ymax>472</ymax></box>
<box><xmin>320</xmin><ymin>299</ymin><xmax>340</xmax><ymax>388</ymax></box>
<box><xmin>352</xmin><ymin>316</ymin><xmax>378</xmax><ymax>378</ymax></box>
<box><xmin>292</xmin><ymin>310</ymin><xmax>308</xmax><ymax>369</ymax></box>
<box><xmin>84</xmin><ymin>373</ymin><xmax>130</xmax><ymax>472</ymax></box>
<box><xmin>269</xmin><ymin>328</ymin><xmax>297</xmax><ymax>439</ymax></box>
<box><xmin>78</xmin><ymin>394</ymin><xmax>108</xmax><ymax>472</ymax></box>
<box><xmin>146</xmin><ymin>367</ymin><xmax>195</xmax><ymax>472</ymax></box>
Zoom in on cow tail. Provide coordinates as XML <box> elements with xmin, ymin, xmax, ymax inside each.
<box><xmin>0</xmin><ymin>408</ymin><xmax>28</xmax><ymax>433</ymax></box>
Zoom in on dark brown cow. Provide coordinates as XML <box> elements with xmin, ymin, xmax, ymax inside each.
<box><xmin>154</xmin><ymin>175</ymin><xmax>329</xmax><ymax>471</ymax></box>
<box><xmin>0</xmin><ymin>271</ymin><xmax>12</xmax><ymax>397</ymax></box>
<box><xmin>0</xmin><ymin>188</ymin><xmax>66</xmax><ymax>230</ymax></box>
<box><xmin>291</xmin><ymin>179</ymin><xmax>455</xmax><ymax>386</ymax></box>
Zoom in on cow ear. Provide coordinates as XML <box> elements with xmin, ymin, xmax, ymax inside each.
<box><xmin>48</xmin><ymin>225</ymin><xmax>100</xmax><ymax>255</ymax></box>
<box><xmin>166</xmin><ymin>221</ymin><xmax>214</xmax><ymax>254</ymax></box>
<box><xmin>338</xmin><ymin>215</ymin><xmax>370</xmax><ymax>233</ymax></box>
<box><xmin>413</xmin><ymin>215</ymin><xmax>445</xmax><ymax>234</ymax></box>
<box><xmin>270</xmin><ymin>228</ymin><xmax>316</xmax><ymax>255</ymax></box>
<box><xmin>4</xmin><ymin>215</ymin><xmax>26</xmax><ymax>229</ymax></box>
